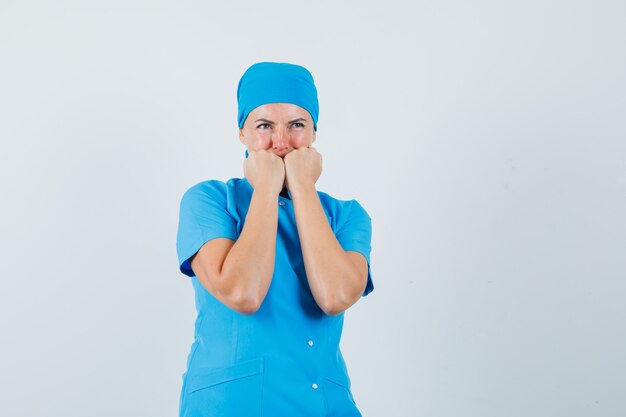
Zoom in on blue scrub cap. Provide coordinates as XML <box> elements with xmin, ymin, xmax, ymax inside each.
<box><xmin>237</xmin><ymin>62</ymin><xmax>319</xmax><ymax>132</ymax></box>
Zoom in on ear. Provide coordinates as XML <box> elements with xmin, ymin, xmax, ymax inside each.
<box><xmin>239</xmin><ymin>129</ymin><xmax>245</xmax><ymax>144</ymax></box>
<box><xmin>311</xmin><ymin>130</ymin><xmax>316</xmax><ymax>145</ymax></box>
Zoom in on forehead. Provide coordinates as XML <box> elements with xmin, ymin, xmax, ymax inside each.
<box><xmin>249</xmin><ymin>103</ymin><xmax>310</xmax><ymax>119</ymax></box>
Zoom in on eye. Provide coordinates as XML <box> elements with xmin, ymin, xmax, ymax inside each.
<box><xmin>257</xmin><ymin>123</ymin><xmax>271</xmax><ymax>129</ymax></box>
<box><xmin>292</xmin><ymin>122</ymin><xmax>304</xmax><ymax>128</ymax></box>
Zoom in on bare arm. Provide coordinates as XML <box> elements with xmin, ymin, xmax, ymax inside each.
<box><xmin>290</xmin><ymin>183</ymin><xmax>369</xmax><ymax>316</ymax></box>
<box><xmin>190</xmin><ymin>186</ymin><xmax>279</xmax><ymax>315</ymax></box>
<box><xmin>190</xmin><ymin>149</ymin><xmax>284</xmax><ymax>315</ymax></box>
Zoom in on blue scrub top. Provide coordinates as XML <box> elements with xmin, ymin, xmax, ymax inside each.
<box><xmin>176</xmin><ymin>177</ymin><xmax>374</xmax><ymax>417</ymax></box>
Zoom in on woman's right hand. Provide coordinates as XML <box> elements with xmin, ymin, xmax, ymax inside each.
<box><xmin>243</xmin><ymin>149</ymin><xmax>285</xmax><ymax>196</ymax></box>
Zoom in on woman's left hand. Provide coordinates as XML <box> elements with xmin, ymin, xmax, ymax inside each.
<box><xmin>284</xmin><ymin>147</ymin><xmax>322</xmax><ymax>192</ymax></box>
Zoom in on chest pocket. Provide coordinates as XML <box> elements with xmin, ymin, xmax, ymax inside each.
<box><xmin>183</xmin><ymin>357</ymin><xmax>265</xmax><ymax>417</ymax></box>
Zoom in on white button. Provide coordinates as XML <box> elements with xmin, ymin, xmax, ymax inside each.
<box><xmin>308</xmin><ymin>340</ymin><xmax>314</xmax><ymax>347</ymax></box>
<box><xmin>279</xmin><ymin>200</ymin><xmax>286</xmax><ymax>206</ymax></box>
<box><xmin>312</xmin><ymin>383</ymin><xmax>319</xmax><ymax>389</ymax></box>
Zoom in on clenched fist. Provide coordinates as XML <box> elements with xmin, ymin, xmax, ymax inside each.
<box><xmin>243</xmin><ymin>149</ymin><xmax>286</xmax><ymax>196</ymax></box>
<box><xmin>283</xmin><ymin>147</ymin><xmax>322</xmax><ymax>192</ymax></box>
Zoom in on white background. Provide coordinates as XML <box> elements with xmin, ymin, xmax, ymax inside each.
<box><xmin>1</xmin><ymin>1</ymin><xmax>625</xmax><ymax>416</ymax></box>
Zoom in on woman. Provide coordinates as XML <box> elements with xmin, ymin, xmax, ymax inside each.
<box><xmin>176</xmin><ymin>62</ymin><xmax>374</xmax><ymax>417</ymax></box>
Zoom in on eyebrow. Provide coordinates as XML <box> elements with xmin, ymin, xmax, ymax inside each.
<box><xmin>254</xmin><ymin>118</ymin><xmax>307</xmax><ymax>124</ymax></box>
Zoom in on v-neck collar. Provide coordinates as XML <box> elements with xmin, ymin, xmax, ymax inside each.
<box><xmin>279</xmin><ymin>186</ymin><xmax>292</xmax><ymax>200</ymax></box>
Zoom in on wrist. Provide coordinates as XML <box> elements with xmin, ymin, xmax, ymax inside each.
<box><xmin>288</xmin><ymin>182</ymin><xmax>316</xmax><ymax>198</ymax></box>
<box><xmin>253</xmin><ymin>185</ymin><xmax>281</xmax><ymax>197</ymax></box>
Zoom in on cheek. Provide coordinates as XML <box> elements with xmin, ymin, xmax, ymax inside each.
<box><xmin>252</xmin><ymin>135</ymin><xmax>272</xmax><ymax>149</ymax></box>
<box><xmin>293</xmin><ymin>131</ymin><xmax>313</xmax><ymax>146</ymax></box>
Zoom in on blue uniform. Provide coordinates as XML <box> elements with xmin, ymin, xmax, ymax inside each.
<box><xmin>176</xmin><ymin>177</ymin><xmax>374</xmax><ymax>417</ymax></box>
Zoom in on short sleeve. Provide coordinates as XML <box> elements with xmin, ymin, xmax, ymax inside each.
<box><xmin>335</xmin><ymin>200</ymin><xmax>374</xmax><ymax>297</ymax></box>
<box><xmin>176</xmin><ymin>181</ymin><xmax>238</xmax><ymax>277</ymax></box>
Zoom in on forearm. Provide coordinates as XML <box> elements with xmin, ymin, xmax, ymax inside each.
<box><xmin>219</xmin><ymin>187</ymin><xmax>278</xmax><ymax>310</ymax></box>
<box><xmin>290</xmin><ymin>184</ymin><xmax>361</xmax><ymax>315</ymax></box>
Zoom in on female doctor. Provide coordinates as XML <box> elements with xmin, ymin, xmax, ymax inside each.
<box><xmin>176</xmin><ymin>62</ymin><xmax>374</xmax><ymax>417</ymax></box>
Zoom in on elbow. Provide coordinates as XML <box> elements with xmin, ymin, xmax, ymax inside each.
<box><xmin>237</xmin><ymin>299</ymin><xmax>262</xmax><ymax>315</ymax></box>
<box><xmin>319</xmin><ymin>275</ymin><xmax>364</xmax><ymax>316</ymax></box>
<box><xmin>218</xmin><ymin>271</ymin><xmax>266</xmax><ymax>315</ymax></box>
<box><xmin>322</xmin><ymin>305</ymin><xmax>345</xmax><ymax>317</ymax></box>
<box><xmin>228</xmin><ymin>291</ymin><xmax>264</xmax><ymax>316</ymax></box>
<box><xmin>320</xmin><ymin>296</ymin><xmax>349</xmax><ymax>316</ymax></box>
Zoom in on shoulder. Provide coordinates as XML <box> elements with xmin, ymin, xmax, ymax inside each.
<box><xmin>316</xmin><ymin>190</ymin><xmax>372</xmax><ymax>222</ymax></box>
<box><xmin>182</xmin><ymin>179</ymin><xmax>226</xmax><ymax>197</ymax></box>
<box><xmin>181</xmin><ymin>177</ymin><xmax>246</xmax><ymax>202</ymax></box>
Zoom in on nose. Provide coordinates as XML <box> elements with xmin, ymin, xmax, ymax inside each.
<box><xmin>272</xmin><ymin>126</ymin><xmax>291</xmax><ymax>154</ymax></box>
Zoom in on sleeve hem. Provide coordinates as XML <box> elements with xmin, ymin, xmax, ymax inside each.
<box><xmin>344</xmin><ymin>248</ymin><xmax>374</xmax><ymax>297</ymax></box>
<box><xmin>178</xmin><ymin>234</ymin><xmax>237</xmax><ymax>278</ymax></box>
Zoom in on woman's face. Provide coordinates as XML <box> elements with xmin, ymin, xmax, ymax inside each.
<box><xmin>239</xmin><ymin>102</ymin><xmax>316</xmax><ymax>158</ymax></box>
